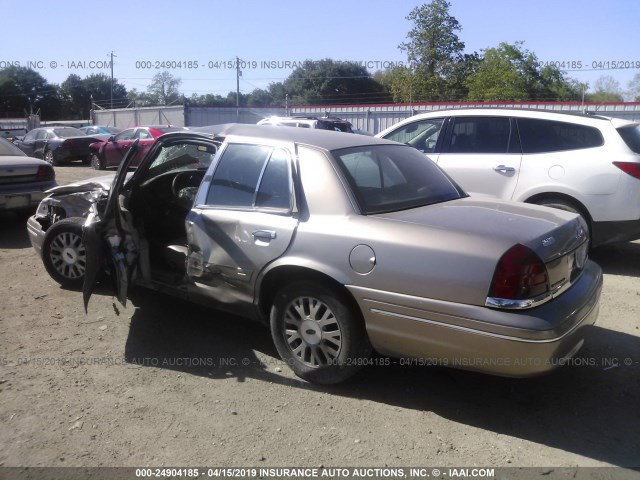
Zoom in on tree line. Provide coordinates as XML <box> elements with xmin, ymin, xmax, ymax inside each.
<box><xmin>1</xmin><ymin>0</ymin><xmax>638</xmax><ymax>120</ymax></box>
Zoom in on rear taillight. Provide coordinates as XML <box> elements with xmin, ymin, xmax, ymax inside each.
<box><xmin>37</xmin><ymin>165</ymin><xmax>55</xmax><ymax>181</ymax></box>
<box><xmin>489</xmin><ymin>244</ymin><xmax>549</xmax><ymax>300</ymax></box>
<box><xmin>613</xmin><ymin>161</ymin><xmax>640</xmax><ymax>180</ymax></box>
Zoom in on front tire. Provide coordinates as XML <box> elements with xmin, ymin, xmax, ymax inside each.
<box><xmin>270</xmin><ymin>281</ymin><xmax>371</xmax><ymax>384</ymax></box>
<box><xmin>90</xmin><ymin>153</ymin><xmax>105</xmax><ymax>170</ymax></box>
<box><xmin>42</xmin><ymin>217</ymin><xmax>87</xmax><ymax>289</ymax></box>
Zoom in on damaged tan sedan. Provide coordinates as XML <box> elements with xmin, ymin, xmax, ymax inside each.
<box><xmin>28</xmin><ymin>125</ymin><xmax>602</xmax><ymax>384</ymax></box>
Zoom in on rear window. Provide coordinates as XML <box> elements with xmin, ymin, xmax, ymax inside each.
<box><xmin>333</xmin><ymin>144</ymin><xmax>463</xmax><ymax>214</ymax></box>
<box><xmin>53</xmin><ymin>127</ymin><xmax>84</xmax><ymax>138</ymax></box>
<box><xmin>617</xmin><ymin>125</ymin><xmax>640</xmax><ymax>154</ymax></box>
<box><xmin>517</xmin><ymin>118</ymin><xmax>604</xmax><ymax>153</ymax></box>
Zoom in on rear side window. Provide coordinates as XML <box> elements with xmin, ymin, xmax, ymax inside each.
<box><xmin>617</xmin><ymin>125</ymin><xmax>640</xmax><ymax>154</ymax></box>
<box><xmin>447</xmin><ymin>117</ymin><xmax>511</xmax><ymax>153</ymax></box>
<box><xmin>517</xmin><ymin>118</ymin><xmax>604</xmax><ymax>153</ymax></box>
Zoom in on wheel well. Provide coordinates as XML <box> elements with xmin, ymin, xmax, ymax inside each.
<box><xmin>525</xmin><ymin>193</ymin><xmax>593</xmax><ymax>225</ymax></box>
<box><xmin>258</xmin><ymin>266</ymin><xmax>359</xmax><ymax>321</ymax></box>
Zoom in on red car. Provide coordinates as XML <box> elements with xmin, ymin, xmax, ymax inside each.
<box><xmin>88</xmin><ymin>125</ymin><xmax>186</xmax><ymax>170</ymax></box>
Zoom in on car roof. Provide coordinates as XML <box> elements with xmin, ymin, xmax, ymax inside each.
<box><xmin>189</xmin><ymin>124</ymin><xmax>398</xmax><ymax>150</ymax></box>
<box><xmin>401</xmin><ymin>108</ymin><xmax>613</xmax><ymax>122</ymax></box>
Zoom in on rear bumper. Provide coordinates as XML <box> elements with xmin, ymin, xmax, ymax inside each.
<box><xmin>348</xmin><ymin>260</ymin><xmax>603</xmax><ymax>377</ymax></box>
<box><xmin>0</xmin><ymin>183</ymin><xmax>54</xmax><ymax>211</ymax></box>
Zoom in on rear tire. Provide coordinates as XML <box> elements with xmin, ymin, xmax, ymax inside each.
<box><xmin>270</xmin><ymin>281</ymin><xmax>371</xmax><ymax>384</ymax></box>
<box><xmin>534</xmin><ymin>197</ymin><xmax>591</xmax><ymax>244</ymax></box>
<box><xmin>42</xmin><ymin>217</ymin><xmax>86</xmax><ymax>289</ymax></box>
<box><xmin>44</xmin><ymin>149</ymin><xmax>59</xmax><ymax>166</ymax></box>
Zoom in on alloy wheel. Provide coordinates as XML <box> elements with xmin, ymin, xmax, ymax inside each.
<box><xmin>283</xmin><ymin>296</ymin><xmax>343</xmax><ymax>367</ymax></box>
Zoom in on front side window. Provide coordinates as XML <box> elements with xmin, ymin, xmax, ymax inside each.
<box><xmin>135</xmin><ymin>129</ymin><xmax>153</xmax><ymax>140</ymax></box>
<box><xmin>23</xmin><ymin>130</ymin><xmax>37</xmax><ymax>141</ymax></box>
<box><xmin>333</xmin><ymin>144</ymin><xmax>463</xmax><ymax>214</ymax></box>
<box><xmin>115</xmin><ymin>129</ymin><xmax>135</xmax><ymax>141</ymax></box>
<box><xmin>517</xmin><ymin>118</ymin><xmax>604</xmax><ymax>153</ymax></box>
<box><xmin>206</xmin><ymin>144</ymin><xmax>291</xmax><ymax>210</ymax></box>
<box><xmin>447</xmin><ymin>117</ymin><xmax>511</xmax><ymax>154</ymax></box>
<box><xmin>383</xmin><ymin>118</ymin><xmax>444</xmax><ymax>154</ymax></box>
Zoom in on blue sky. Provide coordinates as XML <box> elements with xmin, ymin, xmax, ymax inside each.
<box><xmin>3</xmin><ymin>0</ymin><xmax>639</xmax><ymax>100</ymax></box>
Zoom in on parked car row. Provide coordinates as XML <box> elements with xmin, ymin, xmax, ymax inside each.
<box><xmin>11</xmin><ymin>125</ymin><xmax>186</xmax><ymax>170</ymax></box>
<box><xmin>26</xmin><ymin>124</ymin><xmax>602</xmax><ymax>385</ymax></box>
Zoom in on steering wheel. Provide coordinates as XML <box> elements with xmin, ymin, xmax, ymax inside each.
<box><xmin>171</xmin><ymin>171</ymin><xmax>199</xmax><ymax>209</ymax></box>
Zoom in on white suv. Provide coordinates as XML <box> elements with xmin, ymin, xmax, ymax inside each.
<box><xmin>377</xmin><ymin>108</ymin><xmax>640</xmax><ymax>247</ymax></box>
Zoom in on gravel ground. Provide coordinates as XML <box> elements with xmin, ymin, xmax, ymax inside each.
<box><xmin>0</xmin><ymin>164</ymin><xmax>638</xmax><ymax>471</ymax></box>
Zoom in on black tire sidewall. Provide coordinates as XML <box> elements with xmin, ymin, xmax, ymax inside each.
<box><xmin>270</xmin><ymin>281</ymin><xmax>371</xmax><ymax>384</ymax></box>
<box><xmin>91</xmin><ymin>153</ymin><xmax>104</xmax><ymax>170</ymax></box>
<box><xmin>41</xmin><ymin>217</ymin><xmax>86</xmax><ymax>289</ymax></box>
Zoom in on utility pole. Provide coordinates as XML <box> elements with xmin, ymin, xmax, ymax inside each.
<box><xmin>236</xmin><ymin>56</ymin><xmax>241</xmax><ymax>122</ymax></box>
<box><xmin>109</xmin><ymin>51</ymin><xmax>116</xmax><ymax>110</ymax></box>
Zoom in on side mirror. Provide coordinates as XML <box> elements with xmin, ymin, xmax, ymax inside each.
<box><xmin>108</xmin><ymin>135</ymin><xmax>115</xmax><ymax>142</ymax></box>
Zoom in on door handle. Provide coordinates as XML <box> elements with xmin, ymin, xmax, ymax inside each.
<box><xmin>494</xmin><ymin>165</ymin><xmax>515</xmax><ymax>173</ymax></box>
<box><xmin>252</xmin><ymin>230</ymin><xmax>277</xmax><ymax>240</ymax></box>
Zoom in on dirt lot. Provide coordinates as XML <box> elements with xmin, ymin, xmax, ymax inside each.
<box><xmin>0</xmin><ymin>164</ymin><xmax>638</xmax><ymax>470</ymax></box>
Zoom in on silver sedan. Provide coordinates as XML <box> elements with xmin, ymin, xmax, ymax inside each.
<box><xmin>30</xmin><ymin>125</ymin><xmax>602</xmax><ymax>384</ymax></box>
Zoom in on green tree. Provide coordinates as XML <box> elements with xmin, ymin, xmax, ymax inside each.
<box><xmin>0</xmin><ymin>65</ymin><xmax>61</xmax><ymax>119</ymax></box>
<box><xmin>283</xmin><ymin>59</ymin><xmax>389</xmax><ymax>105</ymax></box>
<box><xmin>466</xmin><ymin>41</ymin><xmax>579</xmax><ymax>101</ymax></box>
<box><xmin>246</xmin><ymin>88</ymin><xmax>275</xmax><ymax>107</ymax></box>
<box><xmin>627</xmin><ymin>73</ymin><xmax>640</xmax><ymax>101</ymax></box>
<box><xmin>60</xmin><ymin>74</ymin><xmax>90</xmax><ymax>119</ymax></box>
<box><xmin>146</xmin><ymin>71</ymin><xmax>182</xmax><ymax>106</ymax></box>
<box><xmin>587</xmin><ymin>75</ymin><xmax>623</xmax><ymax>102</ymax></box>
<box><xmin>375</xmin><ymin>66</ymin><xmax>415</xmax><ymax>102</ymax></box>
<box><xmin>83</xmin><ymin>73</ymin><xmax>128</xmax><ymax>109</ymax></box>
<box><xmin>187</xmin><ymin>92</ymin><xmax>232</xmax><ymax>107</ymax></box>
<box><xmin>399</xmin><ymin>0</ymin><xmax>465</xmax><ymax>100</ymax></box>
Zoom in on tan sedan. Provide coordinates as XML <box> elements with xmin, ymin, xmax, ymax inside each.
<box><xmin>32</xmin><ymin>125</ymin><xmax>602</xmax><ymax>384</ymax></box>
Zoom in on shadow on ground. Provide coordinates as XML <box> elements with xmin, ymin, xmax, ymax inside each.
<box><xmin>0</xmin><ymin>211</ymin><xmax>32</xmax><ymax>249</ymax></box>
<box><xmin>119</xmin><ymin>286</ymin><xmax>639</xmax><ymax>468</ymax></box>
<box><xmin>590</xmin><ymin>242</ymin><xmax>640</xmax><ymax>277</ymax></box>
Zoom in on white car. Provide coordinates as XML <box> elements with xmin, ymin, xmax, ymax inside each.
<box><xmin>377</xmin><ymin>108</ymin><xmax>640</xmax><ymax>247</ymax></box>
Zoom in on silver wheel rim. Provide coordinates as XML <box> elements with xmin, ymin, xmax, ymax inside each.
<box><xmin>44</xmin><ymin>151</ymin><xmax>53</xmax><ymax>165</ymax></box>
<box><xmin>283</xmin><ymin>296</ymin><xmax>342</xmax><ymax>368</ymax></box>
<box><xmin>49</xmin><ymin>231</ymin><xmax>86</xmax><ymax>280</ymax></box>
<box><xmin>91</xmin><ymin>154</ymin><xmax>100</xmax><ymax>169</ymax></box>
